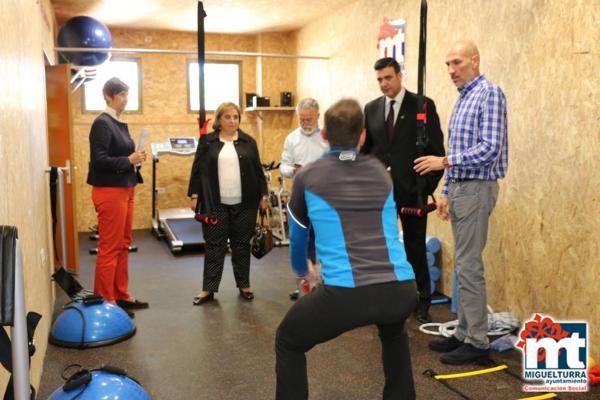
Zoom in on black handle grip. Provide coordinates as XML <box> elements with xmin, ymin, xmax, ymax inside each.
<box><xmin>100</xmin><ymin>364</ymin><xmax>127</xmax><ymax>376</ymax></box>
<box><xmin>63</xmin><ymin>370</ymin><xmax>91</xmax><ymax>391</ymax></box>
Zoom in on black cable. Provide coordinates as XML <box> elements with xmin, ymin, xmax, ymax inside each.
<box><xmin>62</xmin><ymin>301</ymin><xmax>86</xmax><ymax>349</ymax></box>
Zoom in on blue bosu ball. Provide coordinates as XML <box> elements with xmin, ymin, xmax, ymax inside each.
<box><xmin>48</xmin><ymin>371</ymin><xmax>150</xmax><ymax>400</ymax></box>
<box><xmin>57</xmin><ymin>16</ymin><xmax>112</xmax><ymax>66</ymax></box>
<box><xmin>50</xmin><ymin>301</ymin><xmax>135</xmax><ymax>348</ymax></box>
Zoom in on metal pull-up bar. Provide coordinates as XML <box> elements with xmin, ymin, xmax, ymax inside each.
<box><xmin>55</xmin><ymin>47</ymin><xmax>330</xmax><ymax>60</ymax></box>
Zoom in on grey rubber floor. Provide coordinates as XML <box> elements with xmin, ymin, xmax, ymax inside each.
<box><xmin>38</xmin><ymin>230</ymin><xmax>598</xmax><ymax>399</ymax></box>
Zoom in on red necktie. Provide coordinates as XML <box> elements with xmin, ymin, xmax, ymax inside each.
<box><xmin>386</xmin><ymin>100</ymin><xmax>396</xmax><ymax>141</ymax></box>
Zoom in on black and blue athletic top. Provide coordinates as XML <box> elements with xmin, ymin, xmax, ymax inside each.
<box><xmin>287</xmin><ymin>148</ymin><xmax>415</xmax><ymax>288</ymax></box>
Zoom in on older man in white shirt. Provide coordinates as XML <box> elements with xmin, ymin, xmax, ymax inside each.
<box><xmin>280</xmin><ymin>98</ymin><xmax>328</xmax><ymax>178</ymax></box>
<box><xmin>280</xmin><ymin>98</ymin><xmax>327</xmax><ymax>300</ymax></box>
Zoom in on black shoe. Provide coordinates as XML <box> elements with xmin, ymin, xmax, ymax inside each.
<box><xmin>124</xmin><ymin>309</ymin><xmax>135</xmax><ymax>319</ymax></box>
<box><xmin>429</xmin><ymin>335</ymin><xmax>463</xmax><ymax>353</ymax></box>
<box><xmin>116</xmin><ymin>298</ymin><xmax>149</xmax><ymax>309</ymax></box>
<box><xmin>415</xmin><ymin>302</ymin><xmax>432</xmax><ymax>324</ymax></box>
<box><xmin>193</xmin><ymin>292</ymin><xmax>214</xmax><ymax>305</ymax></box>
<box><xmin>416</xmin><ymin>311</ymin><xmax>432</xmax><ymax>324</ymax></box>
<box><xmin>239</xmin><ymin>289</ymin><xmax>254</xmax><ymax>301</ymax></box>
<box><xmin>289</xmin><ymin>289</ymin><xmax>299</xmax><ymax>300</ymax></box>
<box><xmin>440</xmin><ymin>343</ymin><xmax>490</xmax><ymax>365</ymax></box>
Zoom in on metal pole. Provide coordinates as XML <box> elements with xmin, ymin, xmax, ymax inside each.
<box><xmin>56</xmin><ymin>168</ymin><xmax>68</xmax><ymax>270</ymax></box>
<box><xmin>12</xmin><ymin>239</ymin><xmax>30</xmax><ymax>400</ymax></box>
<box><xmin>55</xmin><ymin>47</ymin><xmax>329</xmax><ymax>60</ymax></box>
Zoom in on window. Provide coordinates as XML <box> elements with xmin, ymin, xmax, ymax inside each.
<box><xmin>188</xmin><ymin>60</ymin><xmax>241</xmax><ymax>112</ymax></box>
<box><xmin>82</xmin><ymin>59</ymin><xmax>141</xmax><ymax>112</ymax></box>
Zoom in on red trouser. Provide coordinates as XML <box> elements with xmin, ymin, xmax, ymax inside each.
<box><xmin>92</xmin><ymin>186</ymin><xmax>135</xmax><ymax>303</ymax></box>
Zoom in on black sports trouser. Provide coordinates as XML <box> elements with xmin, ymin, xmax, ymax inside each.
<box><xmin>399</xmin><ymin>213</ymin><xmax>430</xmax><ymax>306</ymax></box>
<box><xmin>275</xmin><ymin>280</ymin><xmax>418</xmax><ymax>400</ymax></box>
<box><xmin>201</xmin><ymin>204</ymin><xmax>256</xmax><ymax>292</ymax></box>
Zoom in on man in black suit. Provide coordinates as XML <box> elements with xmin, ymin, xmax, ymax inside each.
<box><xmin>361</xmin><ymin>57</ymin><xmax>445</xmax><ymax>323</ymax></box>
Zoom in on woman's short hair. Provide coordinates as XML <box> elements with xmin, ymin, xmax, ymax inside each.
<box><xmin>102</xmin><ymin>77</ymin><xmax>129</xmax><ymax>100</ymax></box>
<box><xmin>212</xmin><ymin>102</ymin><xmax>242</xmax><ymax>130</ymax></box>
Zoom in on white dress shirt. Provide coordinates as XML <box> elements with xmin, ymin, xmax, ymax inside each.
<box><xmin>385</xmin><ymin>87</ymin><xmax>406</xmax><ymax>125</ymax></box>
<box><xmin>280</xmin><ymin>127</ymin><xmax>329</xmax><ymax>178</ymax></box>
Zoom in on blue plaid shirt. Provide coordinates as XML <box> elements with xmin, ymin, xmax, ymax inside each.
<box><xmin>442</xmin><ymin>74</ymin><xmax>508</xmax><ymax>197</ymax></box>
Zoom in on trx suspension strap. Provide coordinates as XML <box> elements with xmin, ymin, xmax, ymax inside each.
<box><xmin>194</xmin><ymin>1</ymin><xmax>218</xmax><ymax>225</ymax></box>
<box><xmin>197</xmin><ymin>0</ymin><xmax>208</xmax><ymax>136</ymax></box>
<box><xmin>400</xmin><ymin>0</ymin><xmax>437</xmax><ymax>217</ymax></box>
<box><xmin>49</xmin><ymin>167</ymin><xmax>59</xmax><ymax>260</ymax></box>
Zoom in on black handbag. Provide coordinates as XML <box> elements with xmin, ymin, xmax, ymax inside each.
<box><xmin>251</xmin><ymin>210</ymin><xmax>274</xmax><ymax>259</ymax></box>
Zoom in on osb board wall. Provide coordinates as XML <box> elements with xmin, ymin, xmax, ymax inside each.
<box><xmin>0</xmin><ymin>0</ymin><xmax>56</xmax><ymax>389</ymax></box>
<box><xmin>71</xmin><ymin>29</ymin><xmax>297</xmax><ymax>232</ymax></box>
<box><xmin>255</xmin><ymin>32</ymin><xmax>298</xmax><ymax>160</ymax></box>
<box><xmin>295</xmin><ymin>0</ymin><xmax>600</xmax><ymax>356</ymax></box>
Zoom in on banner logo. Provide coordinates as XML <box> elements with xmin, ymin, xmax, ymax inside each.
<box><xmin>517</xmin><ymin>314</ymin><xmax>588</xmax><ymax>392</ymax></box>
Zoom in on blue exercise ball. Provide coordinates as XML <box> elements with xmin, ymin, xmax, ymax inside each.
<box><xmin>57</xmin><ymin>16</ymin><xmax>112</xmax><ymax>66</ymax></box>
<box><xmin>48</xmin><ymin>371</ymin><xmax>150</xmax><ymax>400</ymax></box>
<box><xmin>50</xmin><ymin>301</ymin><xmax>135</xmax><ymax>348</ymax></box>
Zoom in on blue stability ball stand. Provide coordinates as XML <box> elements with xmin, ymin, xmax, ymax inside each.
<box><xmin>57</xmin><ymin>16</ymin><xmax>112</xmax><ymax>66</ymax></box>
<box><xmin>48</xmin><ymin>371</ymin><xmax>150</xmax><ymax>400</ymax></box>
<box><xmin>50</xmin><ymin>301</ymin><xmax>135</xmax><ymax>348</ymax></box>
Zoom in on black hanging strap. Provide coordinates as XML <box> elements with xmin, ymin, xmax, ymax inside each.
<box><xmin>197</xmin><ymin>1</ymin><xmax>207</xmax><ymax>134</ymax></box>
<box><xmin>415</xmin><ymin>0</ymin><xmax>429</xmax><ymax>209</ymax></box>
<box><xmin>194</xmin><ymin>1</ymin><xmax>218</xmax><ymax>224</ymax></box>
<box><xmin>49</xmin><ymin>168</ymin><xmax>59</xmax><ymax>260</ymax></box>
<box><xmin>0</xmin><ymin>226</ymin><xmax>17</xmax><ymax>326</ymax></box>
<box><xmin>401</xmin><ymin>0</ymin><xmax>436</xmax><ymax>216</ymax></box>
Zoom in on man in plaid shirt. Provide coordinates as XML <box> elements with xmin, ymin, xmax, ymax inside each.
<box><xmin>414</xmin><ymin>39</ymin><xmax>508</xmax><ymax>365</ymax></box>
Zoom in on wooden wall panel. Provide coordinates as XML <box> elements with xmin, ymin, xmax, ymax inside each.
<box><xmin>0</xmin><ymin>0</ymin><xmax>56</xmax><ymax>390</ymax></box>
<box><xmin>295</xmin><ymin>0</ymin><xmax>600</xmax><ymax>357</ymax></box>
<box><xmin>255</xmin><ymin>32</ymin><xmax>298</xmax><ymax>172</ymax></box>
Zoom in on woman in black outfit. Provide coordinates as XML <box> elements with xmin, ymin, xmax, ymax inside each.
<box><xmin>188</xmin><ymin>102</ymin><xmax>268</xmax><ymax>304</ymax></box>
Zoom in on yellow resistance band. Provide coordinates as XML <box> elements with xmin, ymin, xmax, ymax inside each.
<box><xmin>434</xmin><ymin>364</ymin><xmax>508</xmax><ymax>380</ymax></box>
<box><xmin>515</xmin><ymin>394</ymin><xmax>557</xmax><ymax>400</ymax></box>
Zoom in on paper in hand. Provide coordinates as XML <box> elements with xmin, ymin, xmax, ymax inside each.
<box><xmin>137</xmin><ymin>128</ymin><xmax>149</xmax><ymax>151</ymax></box>
<box><xmin>135</xmin><ymin>128</ymin><xmax>149</xmax><ymax>168</ymax></box>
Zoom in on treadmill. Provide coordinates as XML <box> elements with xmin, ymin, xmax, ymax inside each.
<box><xmin>151</xmin><ymin>137</ymin><xmax>204</xmax><ymax>252</ymax></box>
